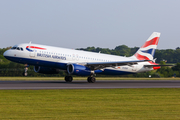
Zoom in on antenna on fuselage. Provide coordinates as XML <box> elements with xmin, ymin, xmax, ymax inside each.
<box><xmin>28</xmin><ymin>41</ymin><xmax>32</xmax><ymax>48</ymax></box>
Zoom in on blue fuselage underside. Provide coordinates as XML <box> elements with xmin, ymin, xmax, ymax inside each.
<box><xmin>4</xmin><ymin>56</ymin><xmax>134</xmax><ymax>75</ymax></box>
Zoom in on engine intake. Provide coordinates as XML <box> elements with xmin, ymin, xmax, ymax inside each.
<box><xmin>67</xmin><ymin>64</ymin><xmax>91</xmax><ymax>76</ymax></box>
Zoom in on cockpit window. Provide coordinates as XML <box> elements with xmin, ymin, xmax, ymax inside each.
<box><xmin>11</xmin><ymin>47</ymin><xmax>17</xmax><ymax>49</ymax></box>
<box><xmin>17</xmin><ymin>47</ymin><xmax>20</xmax><ymax>50</ymax></box>
<box><xmin>11</xmin><ymin>46</ymin><xmax>23</xmax><ymax>51</ymax></box>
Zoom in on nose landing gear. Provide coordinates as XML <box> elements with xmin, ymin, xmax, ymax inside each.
<box><xmin>23</xmin><ymin>64</ymin><xmax>29</xmax><ymax>76</ymax></box>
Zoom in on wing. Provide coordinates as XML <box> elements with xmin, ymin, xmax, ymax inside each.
<box><xmin>78</xmin><ymin>60</ymin><xmax>149</xmax><ymax>70</ymax></box>
<box><xmin>144</xmin><ymin>64</ymin><xmax>174</xmax><ymax>68</ymax></box>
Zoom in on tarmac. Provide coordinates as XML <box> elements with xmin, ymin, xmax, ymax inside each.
<box><xmin>0</xmin><ymin>80</ymin><xmax>180</xmax><ymax>89</ymax></box>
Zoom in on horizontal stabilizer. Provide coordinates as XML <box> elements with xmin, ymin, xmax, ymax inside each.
<box><xmin>144</xmin><ymin>65</ymin><xmax>174</xmax><ymax>68</ymax></box>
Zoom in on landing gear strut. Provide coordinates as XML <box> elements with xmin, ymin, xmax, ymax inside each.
<box><xmin>87</xmin><ymin>77</ymin><xmax>96</xmax><ymax>83</ymax></box>
<box><xmin>65</xmin><ymin>76</ymin><xmax>73</xmax><ymax>82</ymax></box>
<box><xmin>23</xmin><ymin>65</ymin><xmax>28</xmax><ymax>76</ymax></box>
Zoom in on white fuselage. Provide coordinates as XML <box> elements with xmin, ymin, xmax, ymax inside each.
<box><xmin>3</xmin><ymin>43</ymin><xmax>154</xmax><ymax>75</ymax></box>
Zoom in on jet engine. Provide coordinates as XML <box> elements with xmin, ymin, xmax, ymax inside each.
<box><xmin>67</xmin><ymin>64</ymin><xmax>91</xmax><ymax>76</ymax></box>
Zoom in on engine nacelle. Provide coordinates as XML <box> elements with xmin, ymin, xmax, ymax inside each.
<box><xmin>34</xmin><ymin>66</ymin><xmax>59</xmax><ymax>74</ymax></box>
<box><xmin>67</xmin><ymin>64</ymin><xmax>91</xmax><ymax>76</ymax></box>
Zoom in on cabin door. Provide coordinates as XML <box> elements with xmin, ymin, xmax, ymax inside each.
<box><xmin>29</xmin><ymin>47</ymin><xmax>35</xmax><ymax>57</ymax></box>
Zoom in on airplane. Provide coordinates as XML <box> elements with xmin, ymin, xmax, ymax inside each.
<box><xmin>3</xmin><ymin>32</ymin><xmax>163</xmax><ymax>83</ymax></box>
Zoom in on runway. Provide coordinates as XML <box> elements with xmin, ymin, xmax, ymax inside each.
<box><xmin>0</xmin><ymin>80</ymin><xmax>180</xmax><ymax>89</ymax></box>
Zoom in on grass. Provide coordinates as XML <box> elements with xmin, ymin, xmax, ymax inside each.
<box><xmin>0</xmin><ymin>77</ymin><xmax>180</xmax><ymax>81</ymax></box>
<box><xmin>0</xmin><ymin>89</ymin><xmax>180</xmax><ymax>119</ymax></box>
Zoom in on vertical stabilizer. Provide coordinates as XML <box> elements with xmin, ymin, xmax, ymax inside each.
<box><xmin>133</xmin><ymin>32</ymin><xmax>161</xmax><ymax>60</ymax></box>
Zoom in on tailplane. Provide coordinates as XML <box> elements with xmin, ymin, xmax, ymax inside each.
<box><xmin>132</xmin><ymin>32</ymin><xmax>161</xmax><ymax>60</ymax></box>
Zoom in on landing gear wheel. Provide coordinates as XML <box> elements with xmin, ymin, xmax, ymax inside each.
<box><xmin>65</xmin><ymin>76</ymin><xmax>73</xmax><ymax>82</ymax></box>
<box><xmin>87</xmin><ymin>77</ymin><xmax>91</xmax><ymax>83</ymax></box>
<box><xmin>23</xmin><ymin>65</ymin><xmax>28</xmax><ymax>76</ymax></box>
<box><xmin>22</xmin><ymin>72</ymin><xmax>28</xmax><ymax>76</ymax></box>
<box><xmin>87</xmin><ymin>77</ymin><xmax>96</xmax><ymax>83</ymax></box>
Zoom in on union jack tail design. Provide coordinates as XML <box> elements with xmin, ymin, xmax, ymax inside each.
<box><xmin>133</xmin><ymin>32</ymin><xmax>161</xmax><ymax>60</ymax></box>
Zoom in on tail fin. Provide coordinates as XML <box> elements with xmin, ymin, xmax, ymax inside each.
<box><xmin>133</xmin><ymin>32</ymin><xmax>161</xmax><ymax>60</ymax></box>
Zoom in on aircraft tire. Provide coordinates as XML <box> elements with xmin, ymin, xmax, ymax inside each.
<box><xmin>87</xmin><ymin>77</ymin><xmax>96</xmax><ymax>83</ymax></box>
<box><xmin>65</xmin><ymin>76</ymin><xmax>73</xmax><ymax>82</ymax></box>
<box><xmin>87</xmin><ymin>77</ymin><xmax>91</xmax><ymax>83</ymax></box>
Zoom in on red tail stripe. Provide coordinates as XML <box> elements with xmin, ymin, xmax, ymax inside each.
<box><xmin>141</xmin><ymin>37</ymin><xmax>159</xmax><ymax>48</ymax></box>
<box><xmin>135</xmin><ymin>53</ymin><xmax>150</xmax><ymax>60</ymax></box>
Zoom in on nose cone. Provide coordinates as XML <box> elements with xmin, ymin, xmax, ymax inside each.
<box><xmin>3</xmin><ymin>50</ymin><xmax>19</xmax><ymax>62</ymax></box>
<box><xmin>3</xmin><ymin>50</ymin><xmax>11</xmax><ymax>59</ymax></box>
<box><xmin>3</xmin><ymin>50</ymin><xmax>8</xmax><ymax>57</ymax></box>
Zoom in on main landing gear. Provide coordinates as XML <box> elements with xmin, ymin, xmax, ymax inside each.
<box><xmin>64</xmin><ymin>76</ymin><xmax>96</xmax><ymax>83</ymax></box>
<box><xmin>87</xmin><ymin>77</ymin><xmax>96</xmax><ymax>83</ymax></box>
<box><xmin>65</xmin><ymin>76</ymin><xmax>73</xmax><ymax>82</ymax></box>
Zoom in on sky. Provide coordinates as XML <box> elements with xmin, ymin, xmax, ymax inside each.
<box><xmin>0</xmin><ymin>0</ymin><xmax>180</xmax><ymax>50</ymax></box>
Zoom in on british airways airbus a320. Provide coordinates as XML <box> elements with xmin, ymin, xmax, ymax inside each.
<box><xmin>3</xmin><ymin>32</ymin><xmax>163</xmax><ymax>83</ymax></box>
